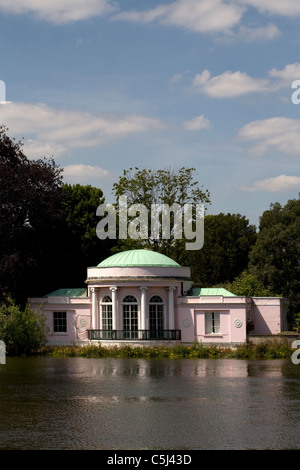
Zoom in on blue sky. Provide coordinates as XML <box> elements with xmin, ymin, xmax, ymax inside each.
<box><xmin>0</xmin><ymin>0</ymin><xmax>300</xmax><ymax>227</ymax></box>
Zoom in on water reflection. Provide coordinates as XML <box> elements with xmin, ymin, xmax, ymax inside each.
<box><xmin>0</xmin><ymin>357</ymin><xmax>300</xmax><ymax>450</ymax></box>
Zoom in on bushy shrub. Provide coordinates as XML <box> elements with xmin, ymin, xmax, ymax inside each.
<box><xmin>0</xmin><ymin>299</ymin><xmax>48</xmax><ymax>355</ymax></box>
<box><xmin>23</xmin><ymin>339</ymin><xmax>295</xmax><ymax>359</ymax></box>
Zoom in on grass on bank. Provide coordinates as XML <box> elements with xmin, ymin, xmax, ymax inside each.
<box><xmin>36</xmin><ymin>341</ymin><xmax>294</xmax><ymax>360</ymax></box>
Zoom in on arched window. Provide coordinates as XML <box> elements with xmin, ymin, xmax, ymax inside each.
<box><xmin>149</xmin><ymin>295</ymin><xmax>164</xmax><ymax>331</ymax></box>
<box><xmin>101</xmin><ymin>295</ymin><xmax>112</xmax><ymax>330</ymax></box>
<box><xmin>122</xmin><ymin>295</ymin><xmax>138</xmax><ymax>337</ymax></box>
<box><xmin>123</xmin><ymin>295</ymin><xmax>137</xmax><ymax>303</ymax></box>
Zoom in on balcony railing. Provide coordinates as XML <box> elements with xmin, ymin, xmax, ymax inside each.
<box><xmin>87</xmin><ymin>329</ymin><xmax>181</xmax><ymax>341</ymax></box>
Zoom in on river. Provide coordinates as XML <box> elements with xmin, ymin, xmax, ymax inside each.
<box><xmin>0</xmin><ymin>357</ymin><xmax>299</xmax><ymax>450</ymax></box>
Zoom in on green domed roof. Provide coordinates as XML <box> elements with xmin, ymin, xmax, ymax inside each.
<box><xmin>97</xmin><ymin>249</ymin><xmax>180</xmax><ymax>268</ymax></box>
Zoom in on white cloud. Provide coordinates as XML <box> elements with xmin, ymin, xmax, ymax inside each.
<box><xmin>237</xmin><ymin>0</ymin><xmax>300</xmax><ymax>18</ymax></box>
<box><xmin>63</xmin><ymin>164</ymin><xmax>111</xmax><ymax>184</ymax></box>
<box><xmin>236</xmin><ymin>23</ymin><xmax>281</xmax><ymax>42</ymax></box>
<box><xmin>238</xmin><ymin>117</ymin><xmax>300</xmax><ymax>156</ymax></box>
<box><xmin>22</xmin><ymin>140</ymin><xmax>67</xmax><ymax>159</ymax></box>
<box><xmin>170</xmin><ymin>70</ymin><xmax>190</xmax><ymax>84</ymax></box>
<box><xmin>192</xmin><ymin>70</ymin><xmax>269</xmax><ymax>98</ymax></box>
<box><xmin>113</xmin><ymin>0</ymin><xmax>245</xmax><ymax>34</ymax></box>
<box><xmin>191</xmin><ymin>62</ymin><xmax>300</xmax><ymax>98</ymax></box>
<box><xmin>0</xmin><ymin>101</ymin><xmax>166</xmax><ymax>159</ymax></box>
<box><xmin>239</xmin><ymin>175</ymin><xmax>300</xmax><ymax>192</ymax></box>
<box><xmin>0</xmin><ymin>0</ymin><xmax>117</xmax><ymax>24</ymax></box>
<box><xmin>269</xmin><ymin>63</ymin><xmax>300</xmax><ymax>84</ymax></box>
<box><xmin>183</xmin><ymin>115</ymin><xmax>211</xmax><ymax>130</ymax></box>
<box><xmin>0</xmin><ymin>0</ymin><xmax>298</xmax><ymax>33</ymax></box>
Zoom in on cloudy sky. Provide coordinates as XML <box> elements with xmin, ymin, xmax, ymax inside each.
<box><xmin>0</xmin><ymin>0</ymin><xmax>300</xmax><ymax>226</ymax></box>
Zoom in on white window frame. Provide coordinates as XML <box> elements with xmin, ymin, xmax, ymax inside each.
<box><xmin>205</xmin><ymin>311</ymin><xmax>220</xmax><ymax>335</ymax></box>
<box><xmin>101</xmin><ymin>295</ymin><xmax>113</xmax><ymax>330</ymax></box>
<box><xmin>122</xmin><ymin>295</ymin><xmax>139</xmax><ymax>332</ymax></box>
<box><xmin>149</xmin><ymin>295</ymin><xmax>164</xmax><ymax>331</ymax></box>
<box><xmin>53</xmin><ymin>311</ymin><xmax>67</xmax><ymax>334</ymax></box>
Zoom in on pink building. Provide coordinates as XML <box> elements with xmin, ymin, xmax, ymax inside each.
<box><xmin>28</xmin><ymin>249</ymin><xmax>289</xmax><ymax>347</ymax></box>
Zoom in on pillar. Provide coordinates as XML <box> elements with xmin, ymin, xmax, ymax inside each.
<box><xmin>168</xmin><ymin>286</ymin><xmax>176</xmax><ymax>330</ymax></box>
<box><xmin>110</xmin><ymin>286</ymin><xmax>118</xmax><ymax>330</ymax></box>
<box><xmin>91</xmin><ymin>287</ymin><xmax>99</xmax><ymax>329</ymax></box>
<box><xmin>140</xmin><ymin>286</ymin><xmax>148</xmax><ymax>330</ymax></box>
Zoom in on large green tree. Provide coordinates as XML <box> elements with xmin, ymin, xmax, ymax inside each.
<box><xmin>0</xmin><ymin>299</ymin><xmax>48</xmax><ymax>355</ymax></box>
<box><xmin>248</xmin><ymin>196</ymin><xmax>300</xmax><ymax>325</ymax></box>
<box><xmin>187</xmin><ymin>213</ymin><xmax>257</xmax><ymax>286</ymax></box>
<box><xmin>0</xmin><ymin>123</ymin><xmax>116</xmax><ymax>303</ymax></box>
<box><xmin>226</xmin><ymin>271</ymin><xmax>273</xmax><ymax>297</ymax></box>
<box><xmin>0</xmin><ymin>126</ymin><xmax>64</xmax><ymax>303</ymax></box>
<box><xmin>110</xmin><ymin>167</ymin><xmax>210</xmax><ymax>261</ymax></box>
<box><xmin>61</xmin><ymin>183</ymin><xmax>115</xmax><ymax>286</ymax></box>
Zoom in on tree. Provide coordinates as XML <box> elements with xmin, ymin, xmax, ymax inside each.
<box><xmin>110</xmin><ymin>167</ymin><xmax>211</xmax><ymax>261</ymax></box>
<box><xmin>187</xmin><ymin>213</ymin><xmax>257</xmax><ymax>286</ymax></box>
<box><xmin>61</xmin><ymin>183</ymin><xmax>116</xmax><ymax>286</ymax></box>
<box><xmin>0</xmin><ymin>126</ymin><xmax>64</xmax><ymax>304</ymax></box>
<box><xmin>227</xmin><ymin>271</ymin><xmax>273</xmax><ymax>297</ymax></box>
<box><xmin>249</xmin><ymin>196</ymin><xmax>300</xmax><ymax>325</ymax></box>
<box><xmin>0</xmin><ymin>299</ymin><xmax>48</xmax><ymax>355</ymax></box>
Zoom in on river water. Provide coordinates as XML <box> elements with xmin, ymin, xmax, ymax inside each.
<box><xmin>0</xmin><ymin>357</ymin><xmax>300</xmax><ymax>450</ymax></box>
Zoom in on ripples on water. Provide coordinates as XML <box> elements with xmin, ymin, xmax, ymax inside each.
<box><xmin>0</xmin><ymin>357</ymin><xmax>300</xmax><ymax>450</ymax></box>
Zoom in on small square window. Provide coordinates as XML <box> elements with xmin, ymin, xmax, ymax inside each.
<box><xmin>53</xmin><ymin>312</ymin><xmax>67</xmax><ymax>333</ymax></box>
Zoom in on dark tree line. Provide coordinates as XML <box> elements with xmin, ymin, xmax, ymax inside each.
<box><xmin>248</xmin><ymin>198</ymin><xmax>300</xmax><ymax>324</ymax></box>
<box><xmin>0</xmin><ymin>127</ymin><xmax>112</xmax><ymax>305</ymax></box>
<box><xmin>0</xmin><ymin>126</ymin><xmax>63</xmax><ymax>303</ymax></box>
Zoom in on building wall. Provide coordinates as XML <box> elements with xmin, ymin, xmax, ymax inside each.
<box><xmin>89</xmin><ymin>283</ymin><xmax>181</xmax><ymax>330</ymax></box>
<box><xmin>87</xmin><ymin>265</ymin><xmax>191</xmax><ymax>280</ymax></box>
<box><xmin>251</xmin><ymin>298</ymin><xmax>287</xmax><ymax>335</ymax></box>
<box><xmin>112</xmin><ymin>285</ymin><xmax>172</xmax><ymax>330</ymax></box>
<box><xmin>29</xmin><ymin>289</ymin><xmax>287</xmax><ymax>346</ymax></box>
<box><xmin>176</xmin><ymin>300</ymin><xmax>247</xmax><ymax>344</ymax></box>
<box><xmin>29</xmin><ymin>298</ymin><xmax>91</xmax><ymax>345</ymax></box>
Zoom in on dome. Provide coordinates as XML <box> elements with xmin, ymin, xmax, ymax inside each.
<box><xmin>97</xmin><ymin>249</ymin><xmax>180</xmax><ymax>268</ymax></box>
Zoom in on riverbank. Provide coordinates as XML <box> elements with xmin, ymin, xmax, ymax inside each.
<box><xmin>36</xmin><ymin>341</ymin><xmax>294</xmax><ymax>360</ymax></box>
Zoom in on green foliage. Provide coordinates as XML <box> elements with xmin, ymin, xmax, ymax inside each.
<box><xmin>0</xmin><ymin>126</ymin><xmax>114</xmax><ymax>302</ymax></box>
<box><xmin>185</xmin><ymin>213</ymin><xmax>257</xmax><ymax>286</ymax></box>
<box><xmin>0</xmin><ymin>126</ymin><xmax>64</xmax><ymax>304</ymax></box>
<box><xmin>40</xmin><ymin>341</ymin><xmax>293</xmax><ymax>360</ymax></box>
<box><xmin>62</xmin><ymin>183</ymin><xmax>105</xmax><ymax>257</ymax></box>
<box><xmin>292</xmin><ymin>313</ymin><xmax>300</xmax><ymax>332</ymax></box>
<box><xmin>0</xmin><ymin>300</ymin><xmax>48</xmax><ymax>355</ymax></box>
<box><xmin>111</xmin><ymin>167</ymin><xmax>210</xmax><ymax>258</ymax></box>
<box><xmin>227</xmin><ymin>271</ymin><xmax>274</xmax><ymax>297</ymax></box>
<box><xmin>249</xmin><ymin>196</ymin><xmax>300</xmax><ymax>324</ymax></box>
<box><xmin>113</xmin><ymin>167</ymin><xmax>210</xmax><ymax>207</ymax></box>
<box><xmin>58</xmin><ymin>183</ymin><xmax>116</xmax><ymax>287</ymax></box>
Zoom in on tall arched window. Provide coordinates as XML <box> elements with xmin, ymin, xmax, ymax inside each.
<box><xmin>122</xmin><ymin>295</ymin><xmax>138</xmax><ymax>338</ymax></box>
<box><xmin>101</xmin><ymin>295</ymin><xmax>112</xmax><ymax>331</ymax></box>
<box><xmin>149</xmin><ymin>295</ymin><xmax>164</xmax><ymax>331</ymax></box>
